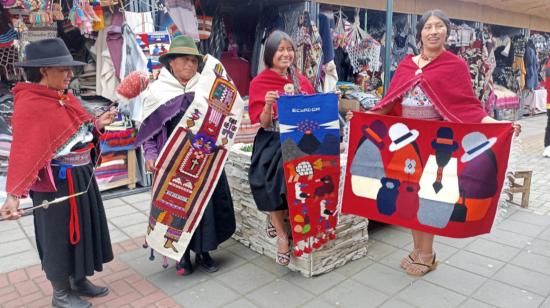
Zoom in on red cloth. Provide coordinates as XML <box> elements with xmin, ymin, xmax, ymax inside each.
<box><xmin>545</xmin><ymin>60</ymin><xmax>550</xmax><ymax>108</ymax></box>
<box><xmin>371</xmin><ymin>51</ymin><xmax>488</xmax><ymax>123</ymax></box>
<box><xmin>220</xmin><ymin>53</ymin><xmax>251</xmax><ymax>96</ymax></box>
<box><xmin>248</xmin><ymin>69</ymin><xmax>315</xmax><ymax>124</ymax></box>
<box><xmin>6</xmin><ymin>83</ymin><xmax>92</xmax><ymax>197</ymax></box>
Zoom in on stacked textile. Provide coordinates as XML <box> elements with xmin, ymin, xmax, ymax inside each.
<box><xmin>96</xmin><ymin>114</ymin><xmax>135</xmax><ymax>186</ymax></box>
<box><xmin>493</xmin><ymin>85</ymin><xmax>520</xmax><ymax>109</ymax></box>
<box><xmin>235</xmin><ymin>99</ymin><xmax>260</xmax><ymax>144</ymax></box>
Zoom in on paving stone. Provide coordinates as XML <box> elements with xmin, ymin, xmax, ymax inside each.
<box><xmin>334</xmin><ymin>254</ymin><xmax>374</xmax><ymax>277</ymax></box>
<box><xmin>378</xmin><ymin>298</ymin><xmax>418</xmax><ymax>308</ymax></box>
<box><xmin>18</xmin><ymin>215</ymin><xmax>33</xmax><ymax>226</ymax></box>
<box><xmin>121</xmin><ymin>193</ymin><xmax>151</xmax><ymax>204</ymax></box>
<box><xmin>0</xmin><ymin>250</ymin><xmax>40</xmax><ymax>273</ymax></box>
<box><xmin>0</xmin><ymin>220</ymin><xmax>19</xmax><ymax>232</ymax></box>
<box><xmin>109</xmin><ymin>212</ymin><xmax>148</xmax><ymax>228</ymax></box>
<box><xmin>434</xmin><ymin>235</ymin><xmax>476</xmax><ymax>249</ymax></box>
<box><xmin>396</xmin><ymin>280</ymin><xmax>466</xmax><ymax>308</ymax></box>
<box><xmin>147</xmin><ymin>267</ymin><xmax>209</xmax><ymax>296</ymax></box>
<box><xmin>497</xmin><ymin>219</ymin><xmax>546</xmax><ymax>237</ymax></box>
<box><xmin>246</xmin><ymin>279</ymin><xmax>314</xmax><ymax>308</ymax></box>
<box><xmin>125</xmin><ymin>253</ymin><xmax>174</xmax><ymax>278</ymax></box>
<box><xmin>472</xmin><ymin>280</ymin><xmax>544</xmax><ymax>308</ymax></box>
<box><xmin>445</xmin><ymin>250</ymin><xmax>505</xmax><ymax>277</ymax></box>
<box><xmin>377</xmin><ymin>248</ymin><xmax>413</xmax><ymax>271</ymax></box>
<box><xmin>353</xmin><ymin>263</ymin><xmax>416</xmax><ymax>295</ymax></box>
<box><xmin>225</xmin><ymin>242</ymin><xmax>261</xmax><ymax>261</ymax></box>
<box><xmin>220</xmin><ymin>237</ymin><xmax>238</xmax><ymax>249</ymax></box>
<box><xmin>365</xmin><ymin>240</ymin><xmax>398</xmax><ymax>261</ymax></box>
<box><xmin>541</xmin><ymin>296</ymin><xmax>550</xmax><ymax>308</ymax></box>
<box><xmin>131</xmin><ymin>200</ymin><xmax>152</xmax><ymax>213</ymax></box>
<box><xmin>525</xmin><ymin>238</ymin><xmax>550</xmax><ymax>257</ymax></box>
<box><xmin>511</xmin><ymin>251</ymin><xmax>550</xmax><ymax>276</ymax></box>
<box><xmin>121</xmin><ymin>223</ymin><xmax>147</xmax><ymax>239</ymax></box>
<box><xmin>493</xmin><ymin>264</ymin><xmax>550</xmax><ymax>297</ymax></box>
<box><xmin>422</xmin><ymin>263</ymin><xmax>487</xmax><ymax>296</ymax></box>
<box><xmin>102</xmin><ymin>198</ymin><xmax>127</xmax><ymax>208</ymax></box>
<box><xmin>0</xmin><ymin>228</ymin><xmax>27</xmax><ymax>243</ymax></box>
<box><xmin>108</xmin><ymin>229</ymin><xmax>130</xmax><ymax>244</ymax></box>
<box><xmin>321</xmin><ymin>279</ymin><xmax>388</xmax><ymax>308</ymax></box>
<box><xmin>217</xmin><ymin>263</ymin><xmax>276</xmax><ymax>295</ymax></box>
<box><xmin>118</xmin><ymin>246</ymin><xmax>149</xmax><ymax>262</ymax></box>
<box><xmin>22</xmin><ymin>225</ymin><xmax>34</xmax><ymax>238</ymax></box>
<box><xmin>459</xmin><ymin>299</ymin><xmax>497</xmax><ymax>308</ymax></box>
<box><xmin>0</xmin><ymin>239</ymin><xmax>34</xmax><ymax>258</ymax></box>
<box><xmin>464</xmin><ymin>238</ymin><xmax>521</xmax><ymax>262</ymax></box>
<box><xmin>224</xmin><ymin>298</ymin><xmax>260</xmax><ymax>308</ymax></box>
<box><xmin>251</xmin><ymin>255</ymin><xmax>291</xmax><ymax>278</ymax></box>
<box><xmin>537</xmin><ymin>227</ymin><xmax>550</xmax><ymax>242</ymax></box>
<box><xmin>369</xmin><ymin>226</ymin><xmax>412</xmax><ymax>248</ymax></box>
<box><xmin>105</xmin><ymin>204</ymin><xmax>138</xmax><ymax>219</ymax></box>
<box><xmin>285</xmin><ymin>269</ymin><xmax>347</xmax><ymax>295</ymax></box>
<box><xmin>172</xmin><ymin>280</ymin><xmax>240</xmax><ymax>308</ymax></box>
<box><xmin>206</xmin><ymin>249</ymin><xmax>247</xmax><ymax>276</ymax></box>
<box><xmin>507</xmin><ymin>211</ymin><xmax>550</xmax><ymax>226</ymax></box>
<box><xmin>482</xmin><ymin>229</ymin><xmax>531</xmax><ymax>248</ymax></box>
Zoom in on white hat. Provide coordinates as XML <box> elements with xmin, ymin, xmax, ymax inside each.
<box><xmin>389</xmin><ymin>122</ymin><xmax>419</xmax><ymax>152</ymax></box>
<box><xmin>460</xmin><ymin>131</ymin><xmax>497</xmax><ymax>163</ymax></box>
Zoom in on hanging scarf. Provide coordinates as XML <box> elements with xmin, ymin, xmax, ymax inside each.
<box><xmin>141</xmin><ymin>67</ymin><xmax>199</xmax><ymax>120</ymax></box>
<box><xmin>6</xmin><ymin>83</ymin><xmax>92</xmax><ymax>197</ymax></box>
<box><xmin>371</xmin><ymin>51</ymin><xmax>488</xmax><ymax>123</ymax></box>
<box><xmin>248</xmin><ymin>68</ymin><xmax>314</xmax><ymax>124</ymax></box>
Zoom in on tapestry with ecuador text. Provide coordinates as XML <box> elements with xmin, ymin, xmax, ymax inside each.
<box><xmin>341</xmin><ymin>112</ymin><xmax>513</xmax><ymax>238</ymax></box>
<box><xmin>278</xmin><ymin>93</ymin><xmax>340</xmax><ymax>256</ymax></box>
<box><xmin>147</xmin><ymin>55</ymin><xmax>244</xmax><ymax>261</ymax></box>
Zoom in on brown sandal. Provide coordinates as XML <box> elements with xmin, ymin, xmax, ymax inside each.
<box><xmin>400</xmin><ymin>250</ymin><xmax>418</xmax><ymax>269</ymax></box>
<box><xmin>275</xmin><ymin>236</ymin><xmax>290</xmax><ymax>266</ymax></box>
<box><xmin>405</xmin><ymin>253</ymin><xmax>438</xmax><ymax>276</ymax></box>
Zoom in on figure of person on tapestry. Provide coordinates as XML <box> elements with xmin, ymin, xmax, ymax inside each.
<box><xmin>248</xmin><ymin>30</ymin><xmax>315</xmax><ymax>266</ymax></box>
<box><xmin>347</xmin><ymin>10</ymin><xmax>521</xmax><ymax>276</ymax></box>
<box><xmin>0</xmin><ymin>38</ymin><xmax>117</xmax><ymax>308</ymax></box>
<box><xmin>135</xmin><ymin>35</ymin><xmax>235</xmax><ymax>276</ymax></box>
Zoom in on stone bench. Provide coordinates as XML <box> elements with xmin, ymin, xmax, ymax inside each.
<box><xmin>224</xmin><ymin>145</ymin><xmax>369</xmax><ymax>277</ymax></box>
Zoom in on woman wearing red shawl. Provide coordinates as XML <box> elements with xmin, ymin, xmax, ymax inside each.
<box><xmin>0</xmin><ymin>38</ymin><xmax>116</xmax><ymax>308</ymax></box>
<box><xmin>248</xmin><ymin>30</ymin><xmax>314</xmax><ymax>266</ymax></box>
<box><xmin>348</xmin><ymin>10</ymin><xmax>520</xmax><ymax>276</ymax></box>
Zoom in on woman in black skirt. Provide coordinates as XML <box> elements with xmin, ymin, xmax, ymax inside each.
<box><xmin>247</xmin><ymin>31</ymin><xmax>315</xmax><ymax>266</ymax></box>
<box><xmin>1</xmin><ymin>38</ymin><xmax>115</xmax><ymax>308</ymax></box>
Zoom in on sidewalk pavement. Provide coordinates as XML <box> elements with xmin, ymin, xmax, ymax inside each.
<box><xmin>1</xmin><ymin>114</ymin><xmax>550</xmax><ymax>308</ymax></box>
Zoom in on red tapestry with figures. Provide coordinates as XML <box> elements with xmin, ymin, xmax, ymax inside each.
<box><xmin>278</xmin><ymin>93</ymin><xmax>340</xmax><ymax>256</ymax></box>
<box><xmin>341</xmin><ymin>112</ymin><xmax>514</xmax><ymax>238</ymax></box>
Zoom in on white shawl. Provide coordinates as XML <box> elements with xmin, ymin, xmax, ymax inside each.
<box><xmin>141</xmin><ymin>67</ymin><xmax>200</xmax><ymax>121</ymax></box>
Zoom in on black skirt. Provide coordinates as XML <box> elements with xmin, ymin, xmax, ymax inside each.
<box><xmin>248</xmin><ymin>128</ymin><xmax>288</xmax><ymax>212</ymax></box>
<box><xmin>30</xmin><ymin>163</ymin><xmax>113</xmax><ymax>282</ymax></box>
<box><xmin>187</xmin><ymin>171</ymin><xmax>236</xmax><ymax>253</ymax></box>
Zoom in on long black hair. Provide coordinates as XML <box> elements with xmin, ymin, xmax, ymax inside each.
<box><xmin>416</xmin><ymin>9</ymin><xmax>451</xmax><ymax>42</ymax></box>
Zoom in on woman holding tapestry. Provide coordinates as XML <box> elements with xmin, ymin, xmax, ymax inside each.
<box><xmin>347</xmin><ymin>10</ymin><xmax>520</xmax><ymax>276</ymax></box>
<box><xmin>248</xmin><ymin>30</ymin><xmax>315</xmax><ymax>266</ymax></box>
<box><xmin>135</xmin><ymin>35</ymin><xmax>235</xmax><ymax>277</ymax></box>
<box><xmin>0</xmin><ymin>38</ymin><xmax>116</xmax><ymax>308</ymax></box>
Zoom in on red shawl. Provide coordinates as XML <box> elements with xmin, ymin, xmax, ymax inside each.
<box><xmin>371</xmin><ymin>51</ymin><xmax>487</xmax><ymax>123</ymax></box>
<box><xmin>248</xmin><ymin>68</ymin><xmax>315</xmax><ymax>124</ymax></box>
<box><xmin>6</xmin><ymin>83</ymin><xmax>92</xmax><ymax>197</ymax></box>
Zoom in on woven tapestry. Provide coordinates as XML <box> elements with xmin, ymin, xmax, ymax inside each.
<box><xmin>278</xmin><ymin>93</ymin><xmax>340</xmax><ymax>256</ymax></box>
<box><xmin>342</xmin><ymin>112</ymin><xmax>513</xmax><ymax>238</ymax></box>
<box><xmin>146</xmin><ymin>55</ymin><xmax>244</xmax><ymax>261</ymax></box>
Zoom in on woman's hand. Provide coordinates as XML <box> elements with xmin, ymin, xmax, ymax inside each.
<box><xmin>145</xmin><ymin>159</ymin><xmax>157</xmax><ymax>173</ymax></box>
<box><xmin>345</xmin><ymin>110</ymin><xmax>354</xmax><ymax>121</ymax></box>
<box><xmin>1</xmin><ymin>195</ymin><xmax>22</xmax><ymax>220</ymax></box>
<box><xmin>95</xmin><ymin>110</ymin><xmax>117</xmax><ymax>131</ymax></box>
<box><xmin>265</xmin><ymin>91</ymin><xmax>279</xmax><ymax>106</ymax></box>
<box><xmin>512</xmin><ymin>122</ymin><xmax>522</xmax><ymax>137</ymax></box>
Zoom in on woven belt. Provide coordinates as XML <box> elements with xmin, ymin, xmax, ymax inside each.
<box><xmin>52</xmin><ymin>147</ymin><xmax>93</xmax><ymax>167</ymax></box>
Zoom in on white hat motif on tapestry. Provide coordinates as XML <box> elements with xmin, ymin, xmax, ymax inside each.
<box><xmin>388</xmin><ymin>122</ymin><xmax>419</xmax><ymax>152</ymax></box>
<box><xmin>460</xmin><ymin>131</ymin><xmax>497</xmax><ymax>163</ymax></box>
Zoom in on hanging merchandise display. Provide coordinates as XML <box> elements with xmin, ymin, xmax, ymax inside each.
<box><xmin>345</xmin><ymin>9</ymin><xmax>381</xmax><ymax>75</ymax></box>
<box><xmin>195</xmin><ymin>0</ymin><xmax>212</xmax><ymax>40</ymax></box>
<box><xmin>294</xmin><ymin>11</ymin><xmax>323</xmax><ymax>89</ymax></box>
<box><xmin>165</xmin><ymin>0</ymin><xmax>199</xmax><ymax>41</ymax></box>
<box><xmin>136</xmin><ymin>31</ymin><xmax>171</xmax><ymax>79</ymax></box>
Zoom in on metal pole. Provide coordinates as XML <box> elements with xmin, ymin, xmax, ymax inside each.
<box><xmin>383</xmin><ymin>0</ymin><xmax>393</xmax><ymax>95</ymax></box>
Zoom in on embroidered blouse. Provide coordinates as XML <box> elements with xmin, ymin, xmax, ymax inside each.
<box><xmin>401</xmin><ymin>86</ymin><xmax>443</xmax><ymax>121</ymax></box>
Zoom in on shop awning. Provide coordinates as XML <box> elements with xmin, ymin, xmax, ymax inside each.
<box><xmin>314</xmin><ymin>0</ymin><xmax>550</xmax><ymax>32</ymax></box>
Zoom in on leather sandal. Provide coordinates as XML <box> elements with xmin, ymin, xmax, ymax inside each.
<box><xmin>405</xmin><ymin>253</ymin><xmax>438</xmax><ymax>276</ymax></box>
<box><xmin>275</xmin><ymin>236</ymin><xmax>291</xmax><ymax>266</ymax></box>
<box><xmin>265</xmin><ymin>216</ymin><xmax>277</xmax><ymax>238</ymax></box>
<box><xmin>400</xmin><ymin>250</ymin><xmax>419</xmax><ymax>269</ymax></box>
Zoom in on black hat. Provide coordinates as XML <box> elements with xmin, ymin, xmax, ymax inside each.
<box><xmin>15</xmin><ymin>38</ymin><xmax>86</xmax><ymax>67</ymax></box>
<box><xmin>431</xmin><ymin>127</ymin><xmax>458</xmax><ymax>152</ymax></box>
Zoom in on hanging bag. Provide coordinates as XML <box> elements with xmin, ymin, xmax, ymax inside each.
<box><xmin>195</xmin><ymin>0</ymin><xmax>212</xmax><ymax>40</ymax></box>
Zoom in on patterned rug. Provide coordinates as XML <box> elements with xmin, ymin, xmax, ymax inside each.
<box><xmin>278</xmin><ymin>93</ymin><xmax>340</xmax><ymax>256</ymax></box>
<box><xmin>146</xmin><ymin>56</ymin><xmax>244</xmax><ymax>261</ymax></box>
<box><xmin>342</xmin><ymin>112</ymin><xmax>514</xmax><ymax>238</ymax></box>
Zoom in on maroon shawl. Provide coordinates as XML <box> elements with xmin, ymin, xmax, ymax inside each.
<box><xmin>7</xmin><ymin>83</ymin><xmax>92</xmax><ymax>197</ymax></box>
<box><xmin>248</xmin><ymin>68</ymin><xmax>315</xmax><ymax>124</ymax></box>
<box><xmin>371</xmin><ymin>51</ymin><xmax>487</xmax><ymax>123</ymax></box>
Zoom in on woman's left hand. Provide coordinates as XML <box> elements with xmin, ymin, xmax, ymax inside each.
<box><xmin>95</xmin><ymin>110</ymin><xmax>117</xmax><ymax>130</ymax></box>
<box><xmin>512</xmin><ymin>122</ymin><xmax>522</xmax><ymax>137</ymax></box>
